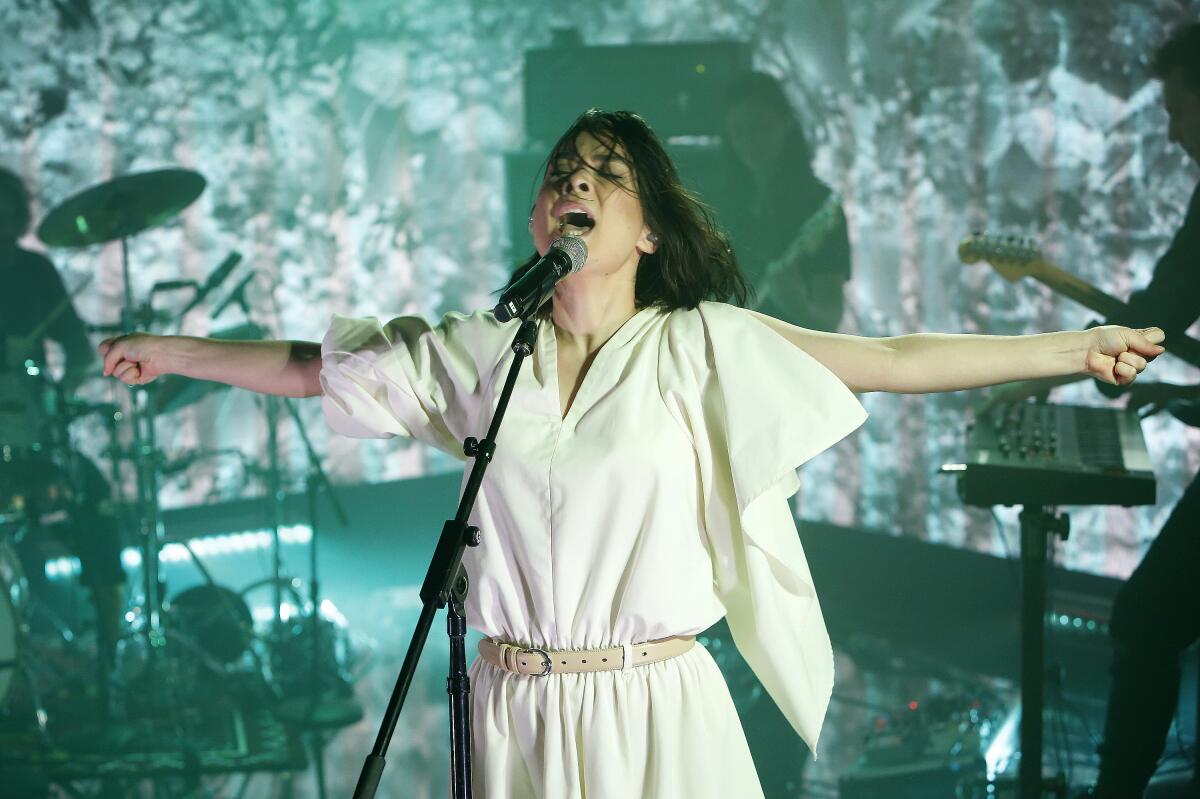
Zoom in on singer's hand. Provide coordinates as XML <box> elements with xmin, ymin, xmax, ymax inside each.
<box><xmin>1083</xmin><ymin>326</ymin><xmax>1165</xmax><ymax>386</ymax></box>
<box><xmin>99</xmin><ymin>333</ymin><xmax>178</xmax><ymax>385</ymax></box>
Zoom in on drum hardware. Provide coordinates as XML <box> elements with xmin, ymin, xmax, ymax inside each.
<box><xmin>37</xmin><ymin>168</ymin><xmax>208</xmax><ymax>708</ymax></box>
<box><xmin>211</xmin><ymin>271</ymin><xmax>257</xmax><ymax>322</ymax></box>
<box><xmin>270</xmin><ymin>612</ymin><xmax>363</xmax><ymax>713</ymax></box>
<box><xmin>231</xmin><ymin>279</ymin><xmax>348</xmax><ymax>667</ymax></box>
<box><xmin>141</xmin><ymin>355</ymin><xmax>355</xmax><ymax>747</ymax></box>
<box><xmin>179</xmin><ymin>251</ymin><xmax>243</xmax><ymax>320</ymax></box>
<box><xmin>61</xmin><ymin>398</ymin><xmax>120</xmax><ymax>421</ymax></box>
<box><xmin>160</xmin><ymin>534</ymin><xmax>265</xmax><ymax>676</ymax></box>
<box><xmin>147</xmin><ymin>322</ymin><xmax>265</xmax><ymax>415</ymax></box>
<box><xmin>246</xmin><ymin>391</ymin><xmax>354</xmax><ymax>799</ymax></box>
<box><xmin>166</xmin><ymin>584</ymin><xmax>255</xmax><ymax>666</ymax></box>
<box><xmin>239</xmin><ymin>576</ymin><xmax>367</xmax><ymax>728</ymax></box>
<box><xmin>35</xmin><ymin>169</ymin><xmax>207</xmax><ymax>250</ymax></box>
<box><xmin>1</xmin><ymin>538</ymin><xmax>31</xmax><ymax>705</ymax></box>
<box><xmin>0</xmin><ymin>538</ymin><xmax>55</xmax><ymax>747</ymax></box>
<box><xmin>250</xmin><ymin>356</ymin><xmax>351</xmax><ymax>799</ymax></box>
<box><xmin>9</xmin><ymin>172</ymin><xmax>336</xmax><ymax>791</ymax></box>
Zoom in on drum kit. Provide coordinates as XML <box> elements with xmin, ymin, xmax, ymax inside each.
<box><xmin>0</xmin><ymin>169</ymin><xmax>363</xmax><ymax>796</ymax></box>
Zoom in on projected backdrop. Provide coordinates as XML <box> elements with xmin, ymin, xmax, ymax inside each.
<box><xmin>3</xmin><ymin>0</ymin><xmax>1198</xmax><ymax>578</ymax></box>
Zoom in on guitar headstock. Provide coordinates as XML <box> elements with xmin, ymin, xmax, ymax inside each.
<box><xmin>958</xmin><ymin>232</ymin><xmax>1044</xmax><ymax>282</ymax></box>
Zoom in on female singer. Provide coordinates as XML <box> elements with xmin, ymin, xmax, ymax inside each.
<box><xmin>100</xmin><ymin>109</ymin><xmax>1163</xmax><ymax>798</ymax></box>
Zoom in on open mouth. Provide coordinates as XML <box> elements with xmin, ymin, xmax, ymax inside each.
<box><xmin>557</xmin><ymin>210</ymin><xmax>595</xmax><ymax>236</ymax></box>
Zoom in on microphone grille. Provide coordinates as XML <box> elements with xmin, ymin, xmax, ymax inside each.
<box><xmin>551</xmin><ymin>235</ymin><xmax>588</xmax><ymax>273</ymax></box>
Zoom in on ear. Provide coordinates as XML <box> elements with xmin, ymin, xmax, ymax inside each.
<box><xmin>636</xmin><ymin>227</ymin><xmax>659</xmax><ymax>255</ymax></box>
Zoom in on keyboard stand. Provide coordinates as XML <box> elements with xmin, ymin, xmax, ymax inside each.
<box><xmin>1017</xmin><ymin>507</ymin><xmax>1071</xmax><ymax>799</ymax></box>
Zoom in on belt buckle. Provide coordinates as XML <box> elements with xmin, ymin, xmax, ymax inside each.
<box><xmin>522</xmin><ymin>647</ymin><xmax>552</xmax><ymax>676</ymax></box>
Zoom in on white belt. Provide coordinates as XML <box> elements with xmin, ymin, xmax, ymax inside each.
<box><xmin>478</xmin><ymin>635</ymin><xmax>696</xmax><ymax>677</ymax></box>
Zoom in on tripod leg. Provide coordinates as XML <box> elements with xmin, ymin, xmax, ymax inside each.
<box><xmin>447</xmin><ymin>572</ymin><xmax>472</xmax><ymax>799</ymax></box>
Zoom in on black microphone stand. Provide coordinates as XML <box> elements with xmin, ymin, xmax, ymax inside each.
<box><xmin>353</xmin><ymin>315</ymin><xmax>540</xmax><ymax>799</ymax></box>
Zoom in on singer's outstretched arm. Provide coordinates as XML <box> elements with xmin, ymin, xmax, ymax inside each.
<box><xmin>99</xmin><ymin>334</ymin><xmax>323</xmax><ymax>398</ymax></box>
<box><xmin>750</xmin><ymin>311</ymin><xmax>1165</xmax><ymax>394</ymax></box>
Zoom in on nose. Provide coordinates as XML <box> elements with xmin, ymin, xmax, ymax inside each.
<box><xmin>560</xmin><ymin>166</ymin><xmax>591</xmax><ymax>195</ymax></box>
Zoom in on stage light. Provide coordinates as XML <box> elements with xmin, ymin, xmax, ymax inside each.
<box><xmin>47</xmin><ymin>525</ymin><xmax>316</xmax><ymax>581</ymax></box>
<box><xmin>984</xmin><ymin>703</ymin><xmax>1020</xmax><ymax>781</ymax></box>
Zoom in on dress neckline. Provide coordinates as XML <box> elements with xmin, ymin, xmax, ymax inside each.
<box><xmin>541</xmin><ymin>306</ymin><xmax>660</xmax><ymax>423</ymax></box>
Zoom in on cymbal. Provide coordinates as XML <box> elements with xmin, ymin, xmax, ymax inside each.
<box><xmin>36</xmin><ymin>169</ymin><xmax>206</xmax><ymax>248</ymax></box>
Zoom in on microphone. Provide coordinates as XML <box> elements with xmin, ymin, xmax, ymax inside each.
<box><xmin>151</xmin><ymin>279</ymin><xmax>200</xmax><ymax>293</ymax></box>
<box><xmin>211</xmin><ymin>271</ymin><xmax>256</xmax><ymax>320</ymax></box>
<box><xmin>182</xmin><ymin>252</ymin><xmax>243</xmax><ymax>315</ymax></box>
<box><xmin>492</xmin><ymin>236</ymin><xmax>587</xmax><ymax>323</ymax></box>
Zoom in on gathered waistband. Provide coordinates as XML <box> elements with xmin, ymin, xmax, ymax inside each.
<box><xmin>478</xmin><ymin>635</ymin><xmax>696</xmax><ymax>677</ymax></box>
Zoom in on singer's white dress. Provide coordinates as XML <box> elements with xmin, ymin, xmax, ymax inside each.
<box><xmin>320</xmin><ymin>302</ymin><xmax>866</xmax><ymax>799</ymax></box>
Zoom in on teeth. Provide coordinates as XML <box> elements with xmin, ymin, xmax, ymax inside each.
<box><xmin>557</xmin><ymin>211</ymin><xmax>594</xmax><ymax>231</ymax></box>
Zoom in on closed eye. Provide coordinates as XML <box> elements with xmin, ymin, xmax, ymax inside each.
<box><xmin>547</xmin><ymin>160</ymin><xmax>630</xmax><ymax>185</ymax></box>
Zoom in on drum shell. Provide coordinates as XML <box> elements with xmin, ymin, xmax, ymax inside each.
<box><xmin>270</xmin><ymin>616</ymin><xmax>356</xmax><ymax>700</ymax></box>
<box><xmin>164</xmin><ymin>584</ymin><xmax>254</xmax><ymax>666</ymax></box>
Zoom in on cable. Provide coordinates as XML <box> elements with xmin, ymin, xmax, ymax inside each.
<box><xmin>989</xmin><ymin>508</ymin><xmax>1022</xmax><ymax>590</ymax></box>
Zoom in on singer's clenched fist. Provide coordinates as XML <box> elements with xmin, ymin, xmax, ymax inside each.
<box><xmin>1084</xmin><ymin>326</ymin><xmax>1165</xmax><ymax>386</ymax></box>
<box><xmin>99</xmin><ymin>333</ymin><xmax>177</xmax><ymax>385</ymax></box>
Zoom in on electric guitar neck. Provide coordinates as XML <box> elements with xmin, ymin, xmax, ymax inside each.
<box><xmin>958</xmin><ymin>232</ymin><xmax>1200</xmax><ymax>369</ymax></box>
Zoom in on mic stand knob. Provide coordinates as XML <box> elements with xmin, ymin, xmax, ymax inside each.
<box><xmin>463</xmin><ymin>437</ymin><xmax>494</xmax><ymax>461</ymax></box>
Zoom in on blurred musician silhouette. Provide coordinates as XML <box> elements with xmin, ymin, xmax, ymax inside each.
<box><xmin>0</xmin><ymin>166</ymin><xmax>123</xmax><ymax>662</ymax></box>
<box><xmin>719</xmin><ymin>72</ymin><xmax>852</xmax><ymax>332</ymax></box>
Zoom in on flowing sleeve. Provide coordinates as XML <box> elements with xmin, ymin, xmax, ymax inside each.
<box><xmin>659</xmin><ymin>301</ymin><xmax>868</xmax><ymax>755</ymax></box>
<box><xmin>319</xmin><ymin>310</ymin><xmax>514</xmax><ymax>454</ymax></box>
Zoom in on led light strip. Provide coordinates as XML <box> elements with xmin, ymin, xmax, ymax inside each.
<box><xmin>45</xmin><ymin>524</ymin><xmax>313</xmax><ymax>579</ymax></box>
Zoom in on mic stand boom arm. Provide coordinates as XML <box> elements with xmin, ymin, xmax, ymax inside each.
<box><xmin>353</xmin><ymin>316</ymin><xmax>540</xmax><ymax>799</ymax></box>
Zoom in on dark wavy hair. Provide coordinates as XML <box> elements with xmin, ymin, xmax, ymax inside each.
<box><xmin>0</xmin><ymin>167</ymin><xmax>32</xmax><ymax>238</ymax></box>
<box><xmin>1153</xmin><ymin>22</ymin><xmax>1200</xmax><ymax>90</ymax></box>
<box><xmin>507</xmin><ymin>109</ymin><xmax>749</xmax><ymax>311</ymax></box>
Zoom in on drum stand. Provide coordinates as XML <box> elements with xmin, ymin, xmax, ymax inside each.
<box><xmin>277</xmin><ymin>395</ymin><xmax>352</xmax><ymax>799</ymax></box>
<box><xmin>114</xmin><ymin>237</ymin><xmax>172</xmax><ymax>668</ymax></box>
<box><xmin>114</xmin><ymin>235</ymin><xmax>193</xmax><ymax>760</ymax></box>
<box><xmin>236</xmin><ymin>285</ymin><xmax>351</xmax><ymax>799</ymax></box>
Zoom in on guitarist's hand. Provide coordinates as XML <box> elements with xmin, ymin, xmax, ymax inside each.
<box><xmin>1084</xmin><ymin>326</ymin><xmax>1165</xmax><ymax>386</ymax></box>
<box><xmin>1125</xmin><ymin>381</ymin><xmax>1200</xmax><ymax>417</ymax></box>
<box><xmin>978</xmin><ymin>376</ymin><xmax>1078</xmax><ymax>414</ymax></box>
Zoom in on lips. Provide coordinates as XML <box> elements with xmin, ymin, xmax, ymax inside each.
<box><xmin>550</xmin><ymin>201</ymin><xmax>595</xmax><ymax>235</ymax></box>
